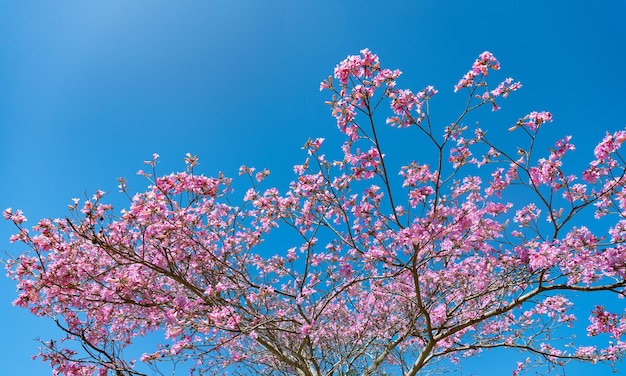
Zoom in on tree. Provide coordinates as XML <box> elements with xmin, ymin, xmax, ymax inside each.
<box><xmin>5</xmin><ymin>49</ymin><xmax>626</xmax><ymax>376</ymax></box>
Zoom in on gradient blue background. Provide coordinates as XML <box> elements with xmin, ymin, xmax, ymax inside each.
<box><xmin>1</xmin><ymin>1</ymin><xmax>625</xmax><ymax>375</ymax></box>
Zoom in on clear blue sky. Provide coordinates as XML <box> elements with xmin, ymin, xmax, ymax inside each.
<box><xmin>1</xmin><ymin>1</ymin><xmax>625</xmax><ymax>375</ymax></box>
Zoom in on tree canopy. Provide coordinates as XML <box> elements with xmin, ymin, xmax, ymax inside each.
<box><xmin>5</xmin><ymin>50</ymin><xmax>626</xmax><ymax>375</ymax></box>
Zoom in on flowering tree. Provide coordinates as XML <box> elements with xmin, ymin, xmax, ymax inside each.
<box><xmin>5</xmin><ymin>50</ymin><xmax>626</xmax><ymax>376</ymax></box>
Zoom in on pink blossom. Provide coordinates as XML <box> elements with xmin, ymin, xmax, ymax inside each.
<box><xmin>454</xmin><ymin>51</ymin><xmax>501</xmax><ymax>92</ymax></box>
<box><xmin>594</xmin><ymin>130</ymin><xmax>626</xmax><ymax>160</ymax></box>
<box><xmin>3</xmin><ymin>208</ymin><xmax>26</xmax><ymax>224</ymax></box>
<box><xmin>523</xmin><ymin>111</ymin><xmax>553</xmax><ymax>131</ymax></box>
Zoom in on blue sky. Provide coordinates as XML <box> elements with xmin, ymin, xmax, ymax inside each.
<box><xmin>1</xmin><ymin>1</ymin><xmax>625</xmax><ymax>375</ymax></box>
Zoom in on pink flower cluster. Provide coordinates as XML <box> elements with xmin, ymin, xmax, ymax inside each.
<box><xmin>387</xmin><ymin>86</ymin><xmax>438</xmax><ymax>127</ymax></box>
<box><xmin>454</xmin><ymin>51</ymin><xmax>500</xmax><ymax>92</ymax></box>
<box><xmin>331</xmin><ymin>48</ymin><xmax>379</xmax><ymax>86</ymax></box>
<box><xmin>3</xmin><ymin>208</ymin><xmax>26</xmax><ymax>224</ymax></box>
<box><xmin>523</xmin><ymin>111</ymin><xmax>553</xmax><ymax>131</ymax></box>
<box><xmin>594</xmin><ymin>130</ymin><xmax>626</xmax><ymax>161</ymax></box>
<box><xmin>480</xmin><ymin>77</ymin><xmax>522</xmax><ymax>111</ymax></box>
